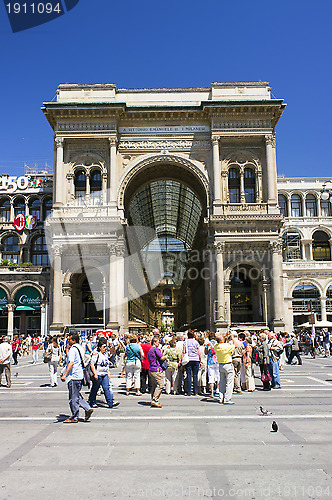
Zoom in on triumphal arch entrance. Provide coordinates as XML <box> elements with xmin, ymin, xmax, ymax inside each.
<box><xmin>43</xmin><ymin>82</ymin><xmax>286</xmax><ymax>333</ymax></box>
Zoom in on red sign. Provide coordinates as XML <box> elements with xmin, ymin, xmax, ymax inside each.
<box><xmin>14</xmin><ymin>213</ymin><xmax>25</xmax><ymax>231</ymax></box>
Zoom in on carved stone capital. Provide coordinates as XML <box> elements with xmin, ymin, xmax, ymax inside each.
<box><xmin>7</xmin><ymin>303</ymin><xmax>15</xmax><ymax>313</ymax></box>
<box><xmin>62</xmin><ymin>284</ymin><xmax>72</xmax><ymax>297</ymax></box>
<box><xmin>66</xmin><ymin>173</ymin><xmax>74</xmax><ymax>180</ymax></box>
<box><xmin>54</xmin><ymin>137</ymin><xmax>64</xmax><ymax>148</ymax></box>
<box><xmin>265</xmin><ymin>134</ymin><xmax>276</xmax><ymax>148</ymax></box>
<box><xmin>108</xmin><ymin>137</ymin><xmax>118</xmax><ymax>147</ymax></box>
<box><xmin>212</xmin><ymin>136</ymin><xmax>220</xmax><ymax>146</ymax></box>
<box><xmin>269</xmin><ymin>240</ymin><xmax>282</xmax><ymax>254</ymax></box>
<box><xmin>214</xmin><ymin>242</ymin><xmax>225</xmax><ymax>254</ymax></box>
<box><xmin>107</xmin><ymin>243</ymin><xmax>117</xmax><ymax>255</ymax></box>
<box><xmin>52</xmin><ymin>244</ymin><xmax>62</xmax><ymax>256</ymax></box>
<box><xmin>102</xmin><ymin>172</ymin><xmax>108</xmax><ymax>180</ymax></box>
<box><xmin>115</xmin><ymin>242</ymin><xmax>125</xmax><ymax>257</ymax></box>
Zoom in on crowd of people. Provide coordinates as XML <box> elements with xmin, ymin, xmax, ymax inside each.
<box><xmin>0</xmin><ymin>327</ymin><xmax>331</xmax><ymax>421</ymax></box>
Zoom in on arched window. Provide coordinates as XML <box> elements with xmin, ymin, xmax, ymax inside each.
<box><xmin>278</xmin><ymin>195</ymin><xmax>288</xmax><ymax>217</ymax></box>
<box><xmin>90</xmin><ymin>170</ymin><xmax>102</xmax><ymax>205</ymax></box>
<box><xmin>312</xmin><ymin>231</ymin><xmax>331</xmax><ymax>261</ymax></box>
<box><xmin>43</xmin><ymin>197</ymin><xmax>52</xmax><ymax>220</ymax></box>
<box><xmin>31</xmin><ymin>235</ymin><xmax>49</xmax><ymax>266</ymax></box>
<box><xmin>0</xmin><ymin>198</ymin><xmax>11</xmax><ymax>222</ymax></box>
<box><xmin>244</xmin><ymin>168</ymin><xmax>256</xmax><ymax>203</ymax></box>
<box><xmin>13</xmin><ymin>197</ymin><xmax>25</xmax><ymax>218</ymax></box>
<box><xmin>305</xmin><ymin>194</ymin><xmax>317</xmax><ymax>217</ymax></box>
<box><xmin>2</xmin><ymin>235</ymin><xmax>20</xmax><ymax>263</ymax></box>
<box><xmin>282</xmin><ymin>230</ymin><xmax>302</xmax><ymax>261</ymax></box>
<box><xmin>163</xmin><ymin>288</ymin><xmax>172</xmax><ymax>307</ymax></box>
<box><xmin>74</xmin><ymin>171</ymin><xmax>86</xmax><ymax>206</ymax></box>
<box><xmin>29</xmin><ymin>198</ymin><xmax>41</xmax><ymax>220</ymax></box>
<box><xmin>291</xmin><ymin>194</ymin><xmax>302</xmax><ymax>217</ymax></box>
<box><xmin>228</xmin><ymin>167</ymin><xmax>240</xmax><ymax>203</ymax></box>
<box><xmin>292</xmin><ymin>282</ymin><xmax>321</xmax><ymax>324</ymax></box>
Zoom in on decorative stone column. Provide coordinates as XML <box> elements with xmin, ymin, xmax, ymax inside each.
<box><xmin>25</xmin><ymin>200</ymin><xmax>29</xmax><ymax>217</ymax></box>
<box><xmin>116</xmin><ymin>239</ymin><xmax>126</xmax><ymax>332</ymax></box>
<box><xmin>10</xmin><ymin>199</ymin><xmax>14</xmax><ymax>221</ymax></box>
<box><xmin>212</xmin><ymin>136</ymin><xmax>221</xmax><ymax>204</ymax></box>
<box><xmin>40</xmin><ymin>302</ymin><xmax>46</xmax><ymax>337</ymax></box>
<box><xmin>221</xmin><ymin>170</ymin><xmax>228</xmax><ymax>204</ymax></box>
<box><xmin>265</xmin><ymin>134</ymin><xmax>277</xmax><ymax>205</ymax></box>
<box><xmin>106</xmin><ymin>243</ymin><xmax>119</xmax><ymax>330</ymax></box>
<box><xmin>321</xmin><ymin>297</ymin><xmax>327</xmax><ymax>322</ymax></box>
<box><xmin>62</xmin><ymin>284</ymin><xmax>72</xmax><ymax>326</ymax></box>
<box><xmin>240</xmin><ymin>167</ymin><xmax>245</xmax><ymax>203</ymax></box>
<box><xmin>102</xmin><ymin>172</ymin><xmax>108</xmax><ymax>205</ymax></box>
<box><xmin>256</xmin><ymin>170</ymin><xmax>262</xmax><ymax>202</ymax></box>
<box><xmin>50</xmin><ymin>244</ymin><xmax>64</xmax><ymax>331</ymax></box>
<box><xmin>224</xmin><ymin>283</ymin><xmax>231</xmax><ymax>326</ymax></box>
<box><xmin>109</xmin><ymin>137</ymin><xmax>118</xmax><ymax>204</ymax></box>
<box><xmin>66</xmin><ymin>173</ymin><xmax>75</xmax><ymax>202</ymax></box>
<box><xmin>262</xmin><ymin>281</ymin><xmax>269</xmax><ymax>326</ymax></box>
<box><xmin>7</xmin><ymin>303</ymin><xmax>15</xmax><ymax>339</ymax></box>
<box><xmin>270</xmin><ymin>241</ymin><xmax>285</xmax><ymax>331</ymax></box>
<box><xmin>54</xmin><ymin>137</ymin><xmax>64</xmax><ymax>207</ymax></box>
<box><xmin>214</xmin><ymin>242</ymin><xmax>228</xmax><ymax>331</ymax></box>
<box><xmin>302</xmin><ymin>239</ymin><xmax>313</xmax><ymax>260</ymax></box>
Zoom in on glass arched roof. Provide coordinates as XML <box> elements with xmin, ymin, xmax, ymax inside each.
<box><xmin>128</xmin><ymin>180</ymin><xmax>202</xmax><ymax>249</ymax></box>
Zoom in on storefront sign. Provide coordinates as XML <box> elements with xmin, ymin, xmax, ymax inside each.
<box><xmin>0</xmin><ymin>176</ymin><xmax>43</xmax><ymax>193</ymax></box>
<box><xmin>14</xmin><ymin>214</ymin><xmax>37</xmax><ymax>231</ymax></box>
<box><xmin>0</xmin><ymin>288</ymin><xmax>8</xmax><ymax>310</ymax></box>
<box><xmin>15</xmin><ymin>287</ymin><xmax>41</xmax><ymax>310</ymax></box>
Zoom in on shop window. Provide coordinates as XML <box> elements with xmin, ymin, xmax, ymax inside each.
<box><xmin>278</xmin><ymin>194</ymin><xmax>288</xmax><ymax>217</ymax></box>
<box><xmin>13</xmin><ymin>197</ymin><xmax>25</xmax><ymax>218</ymax></box>
<box><xmin>305</xmin><ymin>194</ymin><xmax>317</xmax><ymax>217</ymax></box>
<box><xmin>90</xmin><ymin>170</ymin><xmax>102</xmax><ymax>205</ymax></box>
<box><xmin>2</xmin><ymin>235</ymin><xmax>20</xmax><ymax>263</ymax></box>
<box><xmin>0</xmin><ymin>198</ymin><xmax>11</xmax><ymax>222</ymax></box>
<box><xmin>228</xmin><ymin>167</ymin><xmax>240</xmax><ymax>203</ymax></box>
<box><xmin>291</xmin><ymin>194</ymin><xmax>302</xmax><ymax>217</ymax></box>
<box><xmin>31</xmin><ymin>235</ymin><xmax>50</xmax><ymax>266</ymax></box>
<box><xmin>244</xmin><ymin>168</ymin><xmax>256</xmax><ymax>203</ymax></box>
<box><xmin>312</xmin><ymin>230</ymin><xmax>331</xmax><ymax>261</ymax></box>
<box><xmin>282</xmin><ymin>231</ymin><xmax>302</xmax><ymax>261</ymax></box>
<box><xmin>74</xmin><ymin>171</ymin><xmax>86</xmax><ymax>206</ymax></box>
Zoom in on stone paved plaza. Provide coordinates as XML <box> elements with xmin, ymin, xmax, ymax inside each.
<box><xmin>1</xmin><ymin>356</ymin><xmax>332</xmax><ymax>499</ymax></box>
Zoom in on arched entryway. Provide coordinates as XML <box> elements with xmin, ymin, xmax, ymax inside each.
<box><xmin>121</xmin><ymin>156</ymin><xmax>209</xmax><ymax>332</ymax></box>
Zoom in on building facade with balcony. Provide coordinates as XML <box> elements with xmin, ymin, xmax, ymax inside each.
<box><xmin>278</xmin><ymin>178</ymin><xmax>332</xmax><ymax>331</ymax></box>
<box><xmin>0</xmin><ymin>169</ymin><xmax>52</xmax><ymax>336</ymax></box>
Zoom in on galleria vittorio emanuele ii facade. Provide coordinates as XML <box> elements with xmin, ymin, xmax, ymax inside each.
<box><xmin>1</xmin><ymin>82</ymin><xmax>331</xmax><ymax>336</ymax></box>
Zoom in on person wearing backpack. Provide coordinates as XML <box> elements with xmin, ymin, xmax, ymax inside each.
<box><xmin>60</xmin><ymin>332</ymin><xmax>93</xmax><ymax>423</ymax></box>
<box><xmin>88</xmin><ymin>338</ymin><xmax>120</xmax><ymax>409</ymax></box>
<box><xmin>267</xmin><ymin>332</ymin><xmax>283</xmax><ymax>389</ymax></box>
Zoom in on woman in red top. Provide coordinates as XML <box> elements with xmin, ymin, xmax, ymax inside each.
<box><xmin>140</xmin><ymin>335</ymin><xmax>152</xmax><ymax>394</ymax></box>
<box><xmin>31</xmin><ymin>335</ymin><xmax>39</xmax><ymax>364</ymax></box>
<box><xmin>12</xmin><ymin>336</ymin><xmax>20</xmax><ymax>365</ymax></box>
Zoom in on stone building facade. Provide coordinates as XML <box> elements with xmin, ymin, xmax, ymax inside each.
<box><xmin>0</xmin><ymin>170</ymin><xmax>52</xmax><ymax>336</ymax></box>
<box><xmin>42</xmin><ymin>81</ymin><xmax>293</xmax><ymax>334</ymax></box>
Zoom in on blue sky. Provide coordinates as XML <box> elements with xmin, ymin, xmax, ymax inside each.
<box><xmin>1</xmin><ymin>0</ymin><xmax>331</xmax><ymax>178</ymax></box>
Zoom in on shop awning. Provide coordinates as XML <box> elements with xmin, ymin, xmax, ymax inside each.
<box><xmin>15</xmin><ymin>286</ymin><xmax>41</xmax><ymax>311</ymax></box>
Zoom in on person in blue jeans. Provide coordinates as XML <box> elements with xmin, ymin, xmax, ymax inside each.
<box><xmin>89</xmin><ymin>338</ymin><xmax>120</xmax><ymax>409</ymax></box>
<box><xmin>181</xmin><ymin>330</ymin><xmax>201</xmax><ymax>396</ymax></box>
<box><xmin>267</xmin><ymin>332</ymin><xmax>283</xmax><ymax>389</ymax></box>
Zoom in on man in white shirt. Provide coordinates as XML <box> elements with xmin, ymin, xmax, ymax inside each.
<box><xmin>0</xmin><ymin>336</ymin><xmax>12</xmax><ymax>388</ymax></box>
<box><xmin>61</xmin><ymin>332</ymin><xmax>93</xmax><ymax>423</ymax></box>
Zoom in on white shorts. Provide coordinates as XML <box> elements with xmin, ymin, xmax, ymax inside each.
<box><xmin>207</xmin><ymin>364</ymin><xmax>220</xmax><ymax>383</ymax></box>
